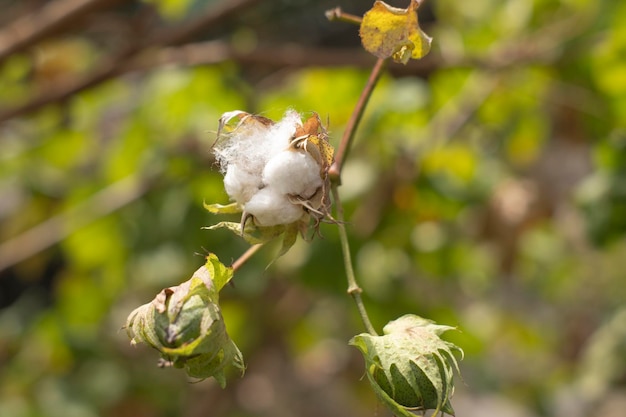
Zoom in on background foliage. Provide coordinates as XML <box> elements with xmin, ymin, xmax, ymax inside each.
<box><xmin>1</xmin><ymin>0</ymin><xmax>625</xmax><ymax>416</ymax></box>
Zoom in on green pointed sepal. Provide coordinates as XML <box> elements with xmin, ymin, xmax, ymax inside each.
<box><xmin>203</xmin><ymin>216</ymin><xmax>304</xmax><ymax>262</ymax></box>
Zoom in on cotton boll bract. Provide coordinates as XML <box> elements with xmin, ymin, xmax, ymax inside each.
<box><xmin>244</xmin><ymin>187</ymin><xmax>306</xmax><ymax>227</ymax></box>
<box><xmin>263</xmin><ymin>150</ymin><xmax>323</xmax><ymax>199</ymax></box>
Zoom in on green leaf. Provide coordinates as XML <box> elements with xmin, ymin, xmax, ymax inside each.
<box><xmin>204</xmin><ymin>253</ymin><xmax>234</xmax><ymax>295</ymax></box>
<box><xmin>203</xmin><ymin>202</ymin><xmax>242</xmax><ymax>214</ymax></box>
<box><xmin>204</xmin><ymin>221</ymin><xmax>270</xmax><ymax>245</ymax></box>
<box><xmin>359</xmin><ymin>0</ymin><xmax>432</xmax><ymax>64</ymax></box>
<box><xmin>204</xmin><ymin>221</ymin><xmax>248</xmax><ymax>238</ymax></box>
<box><xmin>350</xmin><ymin>314</ymin><xmax>463</xmax><ymax>416</ymax></box>
<box><xmin>204</xmin><ymin>220</ymin><xmax>294</xmax><ymax>247</ymax></box>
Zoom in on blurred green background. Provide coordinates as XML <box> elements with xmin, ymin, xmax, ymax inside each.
<box><xmin>1</xmin><ymin>0</ymin><xmax>625</xmax><ymax>416</ymax></box>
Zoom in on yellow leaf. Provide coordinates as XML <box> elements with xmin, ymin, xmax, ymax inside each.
<box><xmin>359</xmin><ymin>0</ymin><xmax>432</xmax><ymax>64</ymax></box>
<box><xmin>290</xmin><ymin>113</ymin><xmax>335</xmax><ymax>176</ymax></box>
<box><xmin>307</xmin><ymin>135</ymin><xmax>335</xmax><ymax>172</ymax></box>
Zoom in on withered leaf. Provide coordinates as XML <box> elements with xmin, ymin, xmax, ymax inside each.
<box><xmin>359</xmin><ymin>0</ymin><xmax>432</xmax><ymax>64</ymax></box>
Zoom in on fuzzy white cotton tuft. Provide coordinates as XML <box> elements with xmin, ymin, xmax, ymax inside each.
<box><xmin>223</xmin><ymin>164</ymin><xmax>262</xmax><ymax>205</ymax></box>
<box><xmin>264</xmin><ymin>110</ymin><xmax>303</xmax><ymax>156</ymax></box>
<box><xmin>214</xmin><ymin>128</ymin><xmax>266</xmax><ymax>179</ymax></box>
<box><xmin>215</xmin><ymin>111</ymin><xmax>302</xmax><ymax>173</ymax></box>
<box><xmin>214</xmin><ymin>110</ymin><xmax>304</xmax><ymax>203</ymax></box>
<box><xmin>263</xmin><ymin>150</ymin><xmax>322</xmax><ymax>198</ymax></box>
<box><xmin>244</xmin><ymin>187</ymin><xmax>305</xmax><ymax>226</ymax></box>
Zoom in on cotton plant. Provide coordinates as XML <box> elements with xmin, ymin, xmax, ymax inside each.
<box><xmin>126</xmin><ymin>1</ymin><xmax>463</xmax><ymax>416</ymax></box>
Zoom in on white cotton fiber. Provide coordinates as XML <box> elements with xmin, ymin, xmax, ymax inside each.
<box><xmin>214</xmin><ymin>123</ymin><xmax>268</xmax><ymax>178</ymax></box>
<box><xmin>263</xmin><ymin>150</ymin><xmax>322</xmax><ymax>198</ymax></box>
<box><xmin>223</xmin><ymin>164</ymin><xmax>262</xmax><ymax>204</ymax></box>
<box><xmin>265</xmin><ymin>110</ymin><xmax>303</xmax><ymax>157</ymax></box>
<box><xmin>244</xmin><ymin>187</ymin><xmax>305</xmax><ymax>226</ymax></box>
<box><xmin>215</xmin><ymin>129</ymin><xmax>267</xmax><ymax>175</ymax></box>
<box><xmin>215</xmin><ymin>110</ymin><xmax>302</xmax><ymax>184</ymax></box>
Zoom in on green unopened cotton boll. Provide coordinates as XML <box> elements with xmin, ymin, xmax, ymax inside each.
<box><xmin>350</xmin><ymin>314</ymin><xmax>463</xmax><ymax>417</ymax></box>
<box><xmin>244</xmin><ymin>187</ymin><xmax>305</xmax><ymax>226</ymax></box>
<box><xmin>263</xmin><ymin>150</ymin><xmax>323</xmax><ymax>199</ymax></box>
<box><xmin>126</xmin><ymin>255</ymin><xmax>244</xmax><ymax>387</ymax></box>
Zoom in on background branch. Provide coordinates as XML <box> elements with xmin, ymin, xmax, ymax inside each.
<box><xmin>0</xmin><ymin>0</ymin><xmax>579</xmax><ymax>125</ymax></box>
<box><xmin>0</xmin><ymin>174</ymin><xmax>152</xmax><ymax>272</ymax></box>
<box><xmin>0</xmin><ymin>0</ymin><xmax>262</xmax><ymax>123</ymax></box>
<box><xmin>0</xmin><ymin>0</ymin><xmax>125</xmax><ymax>63</ymax></box>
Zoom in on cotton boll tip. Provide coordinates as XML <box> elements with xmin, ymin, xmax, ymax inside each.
<box><xmin>244</xmin><ymin>187</ymin><xmax>305</xmax><ymax>227</ymax></box>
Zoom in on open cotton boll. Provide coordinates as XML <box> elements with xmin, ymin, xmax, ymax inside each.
<box><xmin>263</xmin><ymin>150</ymin><xmax>323</xmax><ymax>198</ymax></box>
<box><xmin>223</xmin><ymin>164</ymin><xmax>262</xmax><ymax>204</ymax></box>
<box><xmin>244</xmin><ymin>187</ymin><xmax>305</xmax><ymax>226</ymax></box>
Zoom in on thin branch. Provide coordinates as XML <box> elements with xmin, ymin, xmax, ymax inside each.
<box><xmin>231</xmin><ymin>244</ymin><xmax>263</xmax><ymax>272</ymax></box>
<box><xmin>0</xmin><ymin>0</ymin><xmax>125</xmax><ymax>63</ymax></box>
<box><xmin>0</xmin><ymin>1</ymin><xmax>580</xmax><ymax>125</ymax></box>
<box><xmin>132</xmin><ymin>42</ymin><xmax>375</xmax><ymax>70</ymax></box>
<box><xmin>349</xmin><ymin>70</ymin><xmax>499</xmax><ymax>238</ymax></box>
<box><xmin>152</xmin><ymin>0</ymin><xmax>261</xmax><ymax>47</ymax></box>
<box><xmin>0</xmin><ymin>175</ymin><xmax>152</xmax><ymax>272</ymax></box>
<box><xmin>0</xmin><ymin>1</ymin><xmax>583</xmax><ymax>125</ymax></box>
<box><xmin>0</xmin><ymin>43</ymin><xmax>432</xmax><ymax>124</ymax></box>
<box><xmin>329</xmin><ymin>57</ymin><xmax>386</xmax><ymax>183</ymax></box>
<box><xmin>331</xmin><ymin>184</ymin><xmax>378</xmax><ymax>336</ymax></box>
<box><xmin>0</xmin><ymin>49</ymin><xmax>134</xmax><ymax>122</ymax></box>
<box><xmin>0</xmin><ymin>0</ymin><xmax>262</xmax><ymax>123</ymax></box>
<box><xmin>325</xmin><ymin>7</ymin><xmax>362</xmax><ymax>25</ymax></box>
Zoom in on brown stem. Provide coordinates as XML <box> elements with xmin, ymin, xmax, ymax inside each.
<box><xmin>0</xmin><ymin>0</ymin><xmax>261</xmax><ymax>123</ymax></box>
<box><xmin>231</xmin><ymin>244</ymin><xmax>263</xmax><ymax>272</ymax></box>
<box><xmin>328</xmin><ymin>57</ymin><xmax>386</xmax><ymax>183</ymax></box>
<box><xmin>0</xmin><ymin>0</ymin><xmax>125</xmax><ymax>63</ymax></box>
<box><xmin>325</xmin><ymin>7</ymin><xmax>363</xmax><ymax>25</ymax></box>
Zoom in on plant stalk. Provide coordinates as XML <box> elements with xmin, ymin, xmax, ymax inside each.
<box><xmin>325</xmin><ymin>7</ymin><xmax>363</xmax><ymax>25</ymax></box>
<box><xmin>329</xmin><ymin>57</ymin><xmax>386</xmax><ymax>183</ymax></box>
<box><xmin>332</xmin><ymin>184</ymin><xmax>378</xmax><ymax>336</ymax></box>
<box><xmin>232</xmin><ymin>243</ymin><xmax>263</xmax><ymax>272</ymax></box>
